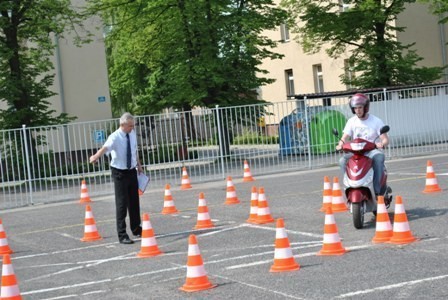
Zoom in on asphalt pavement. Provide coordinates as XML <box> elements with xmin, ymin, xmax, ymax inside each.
<box><xmin>2</xmin><ymin>154</ymin><xmax>448</xmax><ymax>299</ymax></box>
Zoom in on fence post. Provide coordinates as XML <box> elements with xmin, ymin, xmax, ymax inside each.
<box><xmin>215</xmin><ymin>105</ymin><xmax>226</xmax><ymax>178</ymax></box>
<box><xmin>382</xmin><ymin>88</ymin><xmax>392</xmax><ymax>159</ymax></box>
<box><xmin>303</xmin><ymin>97</ymin><xmax>312</xmax><ymax>169</ymax></box>
<box><xmin>382</xmin><ymin>87</ymin><xmax>389</xmax><ymax>126</ymax></box>
<box><xmin>22</xmin><ymin>125</ymin><xmax>34</xmax><ymax>205</ymax></box>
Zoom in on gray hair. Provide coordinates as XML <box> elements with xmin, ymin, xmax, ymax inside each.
<box><xmin>119</xmin><ymin>112</ymin><xmax>134</xmax><ymax>125</ymax></box>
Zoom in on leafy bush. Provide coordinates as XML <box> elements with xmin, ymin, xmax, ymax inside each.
<box><xmin>143</xmin><ymin>144</ymin><xmax>198</xmax><ymax>164</ymax></box>
<box><xmin>233</xmin><ymin>131</ymin><xmax>278</xmax><ymax>145</ymax></box>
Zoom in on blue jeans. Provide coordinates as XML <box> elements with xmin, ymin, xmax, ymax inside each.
<box><xmin>339</xmin><ymin>149</ymin><xmax>385</xmax><ymax>194</ymax></box>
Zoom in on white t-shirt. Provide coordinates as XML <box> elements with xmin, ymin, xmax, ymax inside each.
<box><xmin>343</xmin><ymin>114</ymin><xmax>385</xmax><ymax>143</ymax></box>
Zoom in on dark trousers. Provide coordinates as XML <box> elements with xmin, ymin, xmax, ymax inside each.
<box><xmin>111</xmin><ymin>167</ymin><xmax>141</xmax><ymax>240</ymax></box>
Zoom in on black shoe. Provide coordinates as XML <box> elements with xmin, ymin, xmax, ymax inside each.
<box><xmin>119</xmin><ymin>237</ymin><xmax>134</xmax><ymax>244</ymax></box>
<box><xmin>132</xmin><ymin>227</ymin><xmax>142</xmax><ymax>237</ymax></box>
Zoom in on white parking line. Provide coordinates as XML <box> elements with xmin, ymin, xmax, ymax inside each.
<box><xmin>21</xmin><ymin>279</ymin><xmax>112</xmax><ymax>296</ymax></box>
<box><xmin>213</xmin><ymin>274</ymin><xmax>305</xmax><ymax>300</ymax></box>
<box><xmin>335</xmin><ymin>274</ymin><xmax>448</xmax><ymax>298</ymax></box>
<box><xmin>226</xmin><ymin>244</ymin><xmax>371</xmax><ymax>270</ymax></box>
<box><xmin>241</xmin><ymin>223</ymin><xmax>322</xmax><ymax>238</ymax></box>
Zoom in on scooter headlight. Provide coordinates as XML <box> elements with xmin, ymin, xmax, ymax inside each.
<box><xmin>351</xmin><ymin>142</ymin><xmax>366</xmax><ymax>151</ymax></box>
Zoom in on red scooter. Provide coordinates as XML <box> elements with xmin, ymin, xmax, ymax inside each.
<box><xmin>333</xmin><ymin>126</ymin><xmax>392</xmax><ymax>229</ymax></box>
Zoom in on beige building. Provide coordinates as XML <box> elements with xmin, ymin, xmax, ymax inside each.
<box><xmin>0</xmin><ymin>0</ymin><xmax>112</xmax><ymax>125</ymax></box>
<box><xmin>50</xmin><ymin>1</ymin><xmax>112</xmax><ymax>123</ymax></box>
<box><xmin>259</xmin><ymin>2</ymin><xmax>448</xmax><ymax>104</ymax></box>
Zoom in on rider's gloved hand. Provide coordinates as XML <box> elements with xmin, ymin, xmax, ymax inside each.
<box><xmin>375</xmin><ymin>142</ymin><xmax>384</xmax><ymax>149</ymax></box>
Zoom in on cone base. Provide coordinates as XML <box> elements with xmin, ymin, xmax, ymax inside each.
<box><xmin>79</xmin><ymin>199</ymin><xmax>92</xmax><ymax>204</ymax></box>
<box><xmin>372</xmin><ymin>233</ymin><xmax>393</xmax><ymax>244</ymax></box>
<box><xmin>319</xmin><ymin>205</ymin><xmax>331</xmax><ymax>212</ymax></box>
<box><xmin>0</xmin><ymin>291</ymin><xmax>21</xmax><ymax>300</ymax></box>
<box><xmin>317</xmin><ymin>247</ymin><xmax>347</xmax><ymax>256</ymax></box>
<box><xmin>81</xmin><ymin>236</ymin><xmax>102</xmax><ymax>242</ymax></box>
<box><xmin>423</xmin><ymin>187</ymin><xmax>442</xmax><ymax>193</ymax></box>
<box><xmin>180</xmin><ymin>282</ymin><xmax>217</xmax><ymax>292</ymax></box>
<box><xmin>270</xmin><ymin>263</ymin><xmax>300</xmax><ymax>273</ymax></box>
<box><xmin>224</xmin><ymin>200</ymin><xmax>240</xmax><ymax>205</ymax></box>
<box><xmin>389</xmin><ymin>236</ymin><xmax>418</xmax><ymax>245</ymax></box>
<box><xmin>255</xmin><ymin>217</ymin><xmax>275</xmax><ymax>224</ymax></box>
<box><xmin>194</xmin><ymin>223</ymin><xmax>214</xmax><ymax>230</ymax></box>
<box><xmin>246</xmin><ymin>217</ymin><xmax>257</xmax><ymax>223</ymax></box>
<box><xmin>137</xmin><ymin>250</ymin><xmax>163</xmax><ymax>258</ymax></box>
<box><xmin>331</xmin><ymin>206</ymin><xmax>348</xmax><ymax>212</ymax></box>
<box><xmin>243</xmin><ymin>178</ymin><xmax>254</xmax><ymax>182</ymax></box>
<box><xmin>0</xmin><ymin>248</ymin><xmax>13</xmax><ymax>255</ymax></box>
<box><xmin>161</xmin><ymin>209</ymin><xmax>179</xmax><ymax>215</ymax></box>
<box><xmin>180</xmin><ymin>185</ymin><xmax>192</xmax><ymax>190</ymax></box>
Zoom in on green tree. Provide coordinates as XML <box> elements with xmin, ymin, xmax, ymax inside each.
<box><xmin>0</xmin><ymin>0</ymin><xmax>88</xmax><ymax>129</ymax></box>
<box><xmin>88</xmin><ymin>0</ymin><xmax>286</xmax><ymax>155</ymax></box>
<box><xmin>88</xmin><ymin>0</ymin><xmax>287</xmax><ymax>113</ymax></box>
<box><xmin>281</xmin><ymin>0</ymin><xmax>443</xmax><ymax>88</ymax></box>
<box><xmin>422</xmin><ymin>0</ymin><xmax>448</xmax><ymax>23</ymax></box>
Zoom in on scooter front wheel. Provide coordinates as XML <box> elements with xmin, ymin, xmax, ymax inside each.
<box><xmin>352</xmin><ymin>202</ymin><xmax>365</xmax><ymax>229</ymax></box>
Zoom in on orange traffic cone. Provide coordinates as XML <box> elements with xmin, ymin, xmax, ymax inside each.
<box><xmin>161</xmin><ymin>184</ymin><xmax>179</xmax><ymax>214</ymax></box>
<box><xmin>372</xmin><ymin>196</ymin><xmax>393</xmax><ymax>243</ymax></box>
<box><xmin>255</xmin><ymin>187</ymin><xmax>275</xmax><ymax>224</ymax></box>
<box><xmin>79</xmin><ymin>179</ymin><xmax>92</xmax><ymax>203</ymax></box>
<box><xmin>137</xmin><ymin>213</ymin><xmax>163</xmax><ymax>258</ymax></box>
<box><xmin>180</xmin><ymin>234</ymin><xmax>216</xmax><ymax>292</ymax></box>
<box><xmin>423</xmin><ymin>160</ymin><xmax>442</xmax><ymax>193</ymax></box>
<box><xmin>224</xmin><ymin>176</ymin><xmax>240</xmax><ymax>205</ymax></box>
<box><xmin>0</xmin><ymin>219</ymin><xmax>13</xmax><ymax>255</ymax></box>
<box><xmin>270</xmin><ymin>218</ymin><xmax>300</xmax><ymax>272</ymax></box>
<box><xmin>320</xmin><ymin>176</ymin><xmax>332</xmax><ymax>212</ymax></box>
<box><xmin>180</xmin><ymin>167</ymin><xmax>192</xmax><ymax>190</ymax></box>
<box><xmin>194</xmin><ymin>192</ymin><xmax>214</xmax><ymax>229</ymax></box>
<box><xmin>389</xmin><ymin>196</ymin><xmax>418</xmax><ymax>245</ymax></box>
<box><xmin>162</xmin><ymin>184</ymin><xmax>179</xmax><ymax>215</ymax></box>
<box><xmin>242</xmin><ymin>160</ymin><xmax>255</xmax><ymax>182</ymax></box>
<box><xmin>331</xmin><ymin>177</ymin><xmax>348</xmax><ymax>212</ymax></box>
<box><xmin>80</xmin><ymin>205</ymin><xmax>102</xmax><ymax>242</ymax></box>
<box><xmin>1</xmin><ymin>254</ymin><xmax>22</xmax><ymax>300</ymax></box>
<box><xmin>246</xmin><ymin>186</ymin><xmax>258</xmax><ymax>223</ymax></box>
<box><xmin>317</xmin><ymin>206</ymin><xmax>347</xmax><ymax>256</ymax></box>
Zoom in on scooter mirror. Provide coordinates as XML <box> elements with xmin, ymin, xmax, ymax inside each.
<box><xmin>332</xmin><ymin>128</ymin><xmax>339</xmax><ymax>137</ymax></box>
<box><xmin>380</xmin><ymin>125</ymin><xmax>390</xmax><ymax>135</ymax></box>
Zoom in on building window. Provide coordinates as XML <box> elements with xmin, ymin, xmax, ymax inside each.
<box><xmin>339</xmin><ymin>0</ymin><xmax>350</xmax><ymax>12</ymax></box>
<box><xmin>344</xmin><ymin>59</ymin><xmax>355</xmax><ymax>89</ymax></box>
<box><xmin>285</xmin><ymin>69</ymin><xmax>295</xmax><ymax>96</ymax></box>
<box><xmin>313</xmin><ymin>64</ymin><xmax>324</xmax><ymax>93</ymax></box>
<box><xmin>280</xmin><ymin>23</ymin><xmax>290</xmax><ymax>42</ymax></box>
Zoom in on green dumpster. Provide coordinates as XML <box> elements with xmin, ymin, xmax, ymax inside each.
<box><xmin>309</xmin><ymin>110</ymin><xmax>347</xmax><ymax>154</ymax></box>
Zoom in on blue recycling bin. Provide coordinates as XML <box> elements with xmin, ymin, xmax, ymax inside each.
<box><xmin>279</xmin><ymin>111</ymin><xmax>307</xmax><ymax>155</ymax></box>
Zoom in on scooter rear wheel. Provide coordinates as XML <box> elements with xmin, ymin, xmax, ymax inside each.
<box><xmin>352</xmin><ymin>202</ymin><xmax>365</xmax><ymax>229</ymax></box>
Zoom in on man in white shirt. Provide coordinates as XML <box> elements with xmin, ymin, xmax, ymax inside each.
<box><xmin>90</xmin><ymin>113</ymin><xmax>143</xmax><ymax>244</ymax></box>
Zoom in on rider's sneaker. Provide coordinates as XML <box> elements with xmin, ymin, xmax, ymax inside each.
<box><xmin>376</xmin><ymin>186</ymin><xmax>393</xmax><ymax>208</ymax></box>
<box><xmin>384</xmin><ymin>186</ymin><xmax>393</xmax><ymax>209</ymax></box>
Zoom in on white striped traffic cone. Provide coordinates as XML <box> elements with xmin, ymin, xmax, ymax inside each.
<box><xmin>137</xmin><ymin>213</ymin><xmax>163</xmax><ymax>257</ymax></box>
<box><xmin>180</xmin><ymin>234</ymin><xmax>216</xmax><ymax>292</ymax></box>
<box><xmin>1</xmin><ymin>254</ymin><xmax>22</xmax><ymax>299</ymax></box>
<box><xmin>270</xmin><ymin>218</ymin><xmax>300</xmax><ymax>272</ymax></box>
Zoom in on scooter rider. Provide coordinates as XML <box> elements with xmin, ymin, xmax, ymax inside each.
<box><xmin>335</xmin><ymin>93</ymin><xmax>389</xmax><ymax>196</ymax></box>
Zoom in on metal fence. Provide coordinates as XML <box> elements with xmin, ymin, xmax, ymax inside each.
<box><xmin>1</xmin><ymin>84</ymin><xmax>447</xmax><ymax>209</ymax></box>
